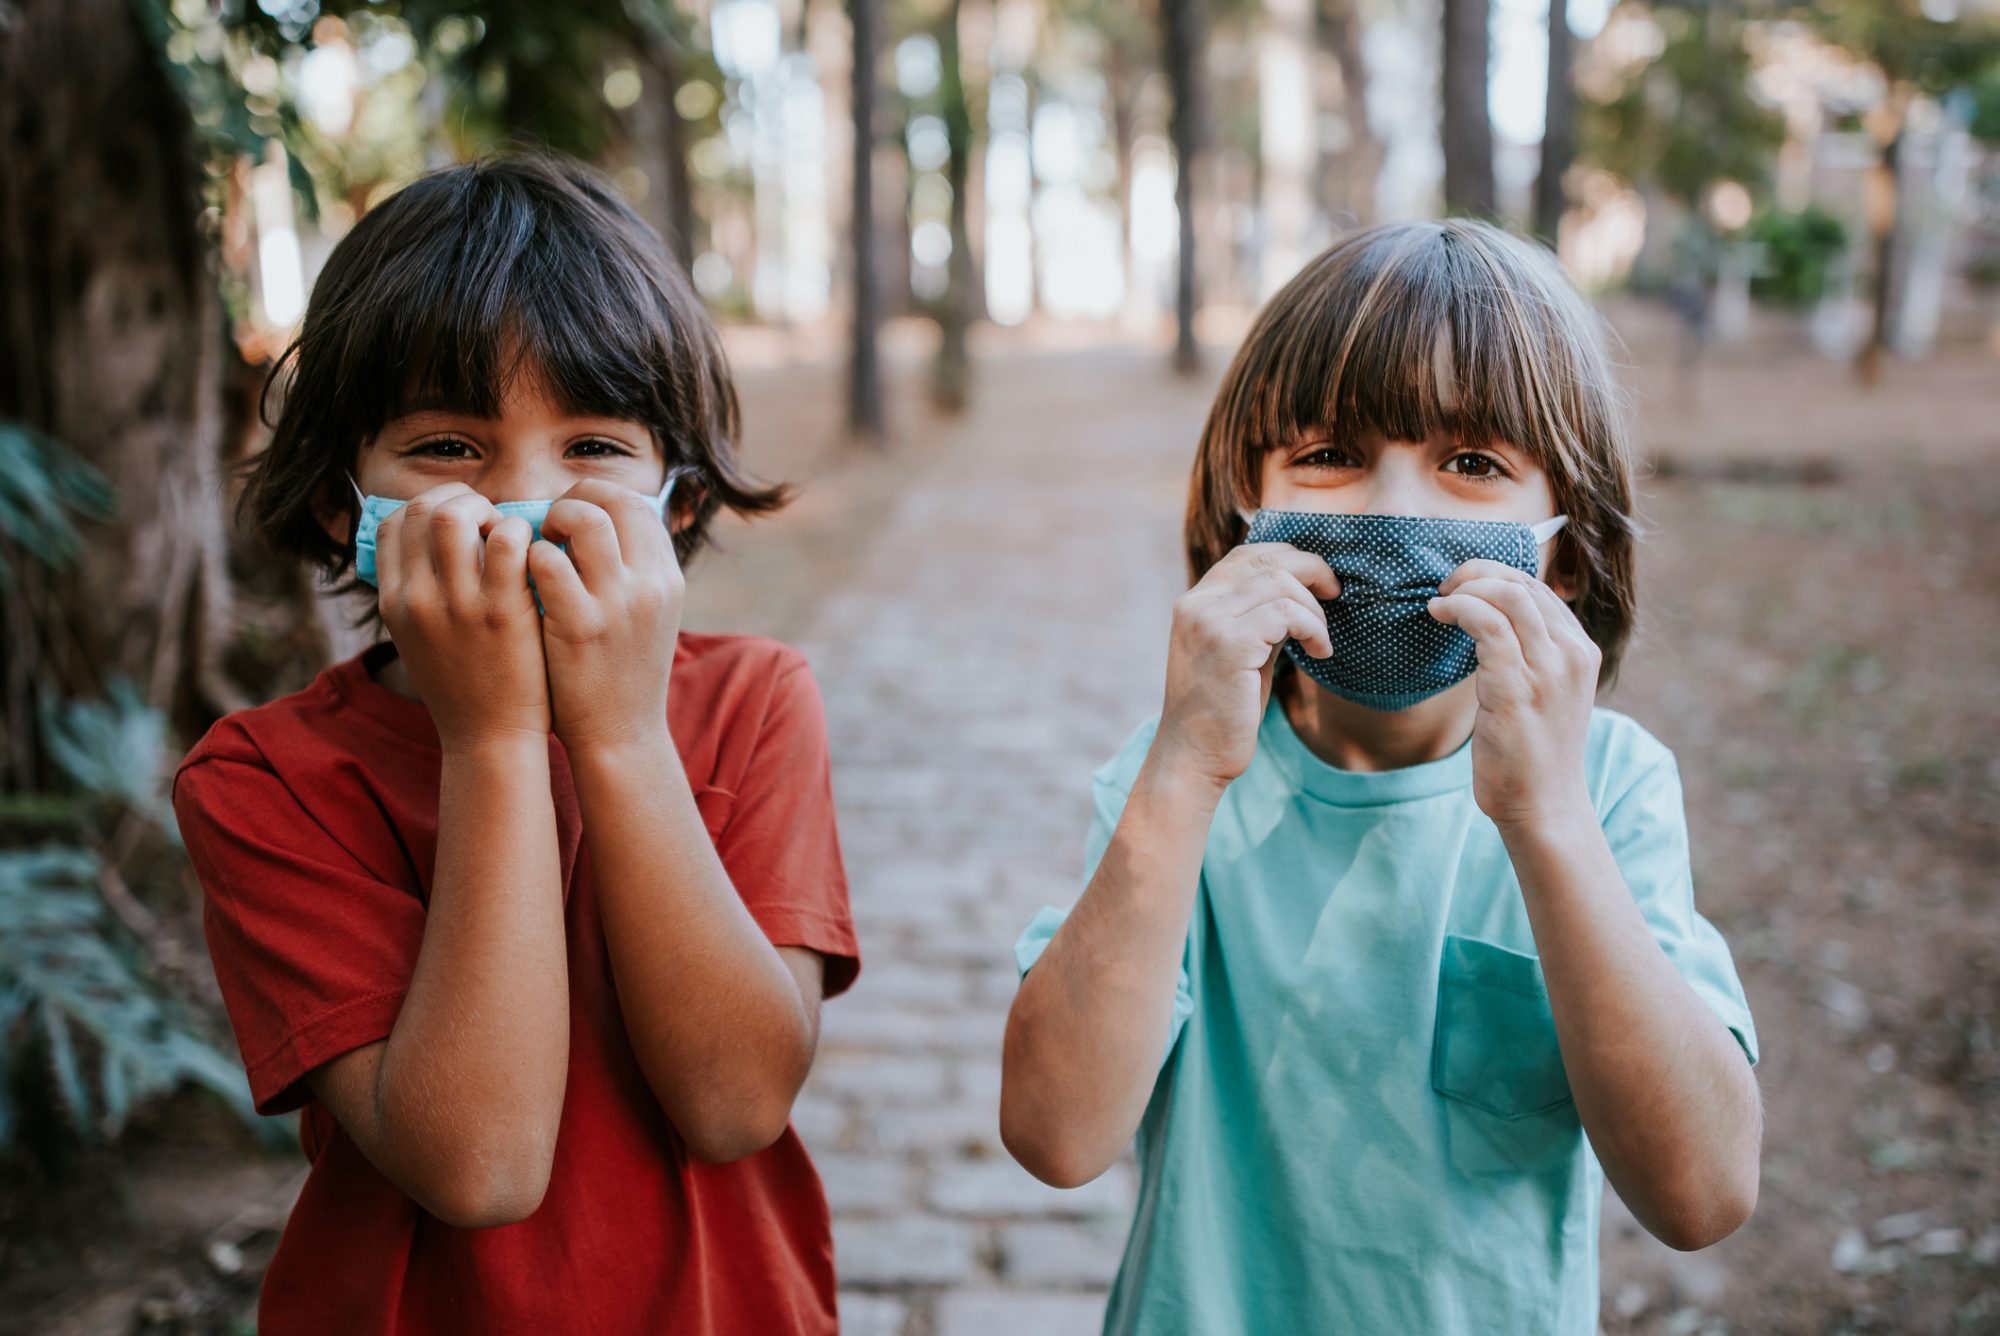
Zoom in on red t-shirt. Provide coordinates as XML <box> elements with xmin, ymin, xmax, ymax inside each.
<box><xmin>172</xmin><ymin>633</ymin><xmax>860</xmax><ymax>1335</ymax></box>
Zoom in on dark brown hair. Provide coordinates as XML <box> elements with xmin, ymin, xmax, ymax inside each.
<box><xmin>1185</xmin><ymin>218</ymin><xmax>1641</xmax><ymax>684</ymax></box>
<box><xmin>241</xmin><ymin>153</ymin><xmax>785</xmax><ymax>586</ymax></box>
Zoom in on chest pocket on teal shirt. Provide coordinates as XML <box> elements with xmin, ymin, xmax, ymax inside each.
<box><xmin>1430</xmin><ymin>936</ymin><xmax>1574</xmax><ymax>1120</ymax></box>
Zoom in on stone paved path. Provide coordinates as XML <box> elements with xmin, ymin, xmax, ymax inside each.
<box><xmin>718</xmin><ymin>348</ymin><xmax>1212</xmax><ymax>1336</ymax></box>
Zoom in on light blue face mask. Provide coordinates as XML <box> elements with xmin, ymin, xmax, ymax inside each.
<box><xmin>349</xmin><ymin>471</ymin><xmax>680</xmax><ymax>588</ymax></box>
<box><xmin>1241</xmin><ymin>507</ymin><xmax>1569</xmax><ymax>711</ymax></box>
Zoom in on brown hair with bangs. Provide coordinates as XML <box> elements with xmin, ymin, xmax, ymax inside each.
<box><xmin>241</xmin><ymin>153</ymin><xmax>785</xmax><ymax>590</ymax></box>
<box><xmin>1185</xmin><ymin>217</ymin><xmax>1641</xmax><ymax>683</ymax></box>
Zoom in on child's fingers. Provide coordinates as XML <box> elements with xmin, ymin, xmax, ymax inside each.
<box><xmin>382</xmin><ymin>484</ymin><xmax>474</xmax><ymax>596</ymax></box>
<box><xmin>374</xmin><ymin>504</ymin><xmax>408</xmax><ymax>599</ymax></box>
<box><xmin>1427</xmin><ymin>591</ymin><xmax>1526</xmax><ymax>679</ymax></box>
<box><xmin>378</xmin><ymin>501</ymin><xmax>433</xmax><ymax>613</ymax></box>
<box><xmin>1439</xmin><ymin>575</ymin><xmax>1554</xmax><ymax>668</ymax></box>
<box><xmin>480</xmin><ymin>516</ymin><xmax>535</xmax><ymax>605</ymax></box>
<box><xmin>1214</xmin><ymin>567</ymin><xmax>1322</xmax><ymax>619</ymax></box>
<box><xmin>1230</xmin><ymin>543</ymin><xmax>1341</xmax><ymax>602</ymax></box>
<box><xmin>1230</xmin><ymin>586</ymin><xmax>1332</xmax><ymax>659</ymax></box>
<box><xmin>1243</xmin><ymin>597</ymin><xmax>1333</xmax><ymax>664</ymax></box>
<box><xmin>428</xmin><ymin>493</ymin><xmax>497</xmax><ymax>608</ymax></box>
<box><xmin>539</xmin><ymin>498</ymin><xmax>624</xmax><ymax>591</ymax></box>
<box><xmin>557</xmin><ymin>479</ymin><xmax>672</xmax><ymax>570</ymax></box>
<box><xmin>527</xmin><ymin>540</ymin><xmax>593</xmax><ymax>629</ymax></box>
<box><xmin>1521</xmin><ymin>577</ymin><xmax>1600</xmax><ymax>659</ymax></box>
<box><xmin>1438</xmin><ymin>559</ymin><xmax>1555</xmax><ymax>610</ymax></box>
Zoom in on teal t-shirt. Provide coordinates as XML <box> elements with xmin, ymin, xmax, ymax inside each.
<box><xmin>1015</xmin><ymin>698</ymin><xmax>1757</xmax><ymax>1336</ymax></box>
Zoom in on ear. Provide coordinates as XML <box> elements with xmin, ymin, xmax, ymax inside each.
<box><xmin>1542</xmin><ymin>539</ymin><xmax>1580</xmax><ymax>602</ymax></box>
<box><xmin>314</xmin><ymin>474</ymin><xmax>358</xmax><ymax>548</ymax></box>
<box><xmin>666</xmin><ymin>475</ymin><xmax>708</xmax><ymax>535</ymax></box>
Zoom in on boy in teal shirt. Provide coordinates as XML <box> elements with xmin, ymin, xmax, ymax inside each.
<box><xmin>1002</xmin><ymin>220</ymin><xmax>1760</xmax><ymax>1334</ymax></box>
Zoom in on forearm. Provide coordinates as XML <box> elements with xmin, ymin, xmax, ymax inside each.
<box><xmin>1002</xmin><ymin>753</ymin><xmax>1219</xmax><ymax>1187</ymax></box>
<box><xmin>569</xmin><ymin>729</ymin><xmax>814</xmax><ymax>1162</ymax></box>
<box><xmin>1503</xmin><ymin>810</ymin><xmax>1761</xmax><ymax>1250</ymax></box>
<box><xmin>366</xmin><ymin>738</ymin><xmax>570</xmax><ymax>1220</ymax></box>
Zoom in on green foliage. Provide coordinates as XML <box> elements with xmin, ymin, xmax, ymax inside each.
<box><xmin>1581</xmin><ymin>4</ymin><xmax>1786</xmax><ymax>206</ymax></box>
<box><xmin>1968</xmin><ymin>61</ymin><xmax>2000</xmax><ymax>144</ymax></box>
<box><xmin>1748</xmin><ymin>205</ymin><xmax>1851</xmax><ymax>306</ymax></box>
<box><xmin>0</xmin><ymin>846</ymin><xmax>255</xmax><ymax>1146</ymax></box>
<box><xmin>0</xmin><ymin>677</ymin><xmax>270</xmax><ymax>1152</ymax></box>
<box><xmin>0</xmin><ymin>428</ymin><xmax>264</xmax><ymax>1155</ymax></box>
<box><xmin>1800</xmin><ymin>0</ymin><xmax>2000</xmax><ymax>93</ymax></box>
<box><xmin>0</xmin><ymin>423</ymin><xmax>116</xmax><ymax>586</ymax></box>
<box><xmin>132</xmin><ymin>0</ymin><xmax>325</xmax><ymax>220</ymax></box>
<box><xmin>37</xmin><ymin>683</ymin><xmax>181</xmax><ymax>841</ymax></box>
<box><xmin>253</xmin><ymin>1</ymin><xmax>721</xmax><ymax>163</ymax></box>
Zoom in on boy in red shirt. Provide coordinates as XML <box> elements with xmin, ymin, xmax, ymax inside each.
<box><xmin>172</xmin><ymin>155</ymin><xmax>859</xmax><ymax>1334</ymax></box>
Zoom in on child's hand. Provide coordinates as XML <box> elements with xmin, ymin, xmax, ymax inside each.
<box><xmin>1428</xmin><ymin>559</ymin><xmax>1598</xmax><ymax>831</ymax></box>
<box><xmin>531</xmin><ymin>479</ymin><xmax>684</xmax><ymax>755</ymax></box>
<box><xmin>375</xmin><ymin>483</ymin><xmax>551</xmax><ymax>749</ymax></box>
<box><xmin>1154</xmin><ymin>544</ymin><xmax>1338</xmax><ymax>792</ymax></box>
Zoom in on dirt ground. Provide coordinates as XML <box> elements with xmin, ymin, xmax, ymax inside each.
<box><xmin>2</xmin><ymin>300</ymin><xmax>1995</xmax><ymax>1335</ymax></box>
<box><xmin>1588</xmin><ymin>307</ymin><xmax>2000</xmax><ymax>1335</ymax></box>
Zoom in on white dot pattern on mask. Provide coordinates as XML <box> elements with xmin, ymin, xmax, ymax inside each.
<box><xmin>1242</xmin><ymin>509</ymin><xmax>1544</xmax><ymax>712</ymax></box>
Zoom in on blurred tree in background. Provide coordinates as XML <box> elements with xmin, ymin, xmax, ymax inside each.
<box><xmin>1797</xmin><ymin>0</ymin><xmax>2000</xmax><ymax>380</ymax></box>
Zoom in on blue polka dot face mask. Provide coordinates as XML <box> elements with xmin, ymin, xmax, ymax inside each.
<box><xmin>1240</xmin><ymin>508</ymin><xmax>1569</xmax><ymax>711</ymax></box>
<box><xmin>348</xmin><ymin>471</ymin><xmax>680</xmax><ymax>589</ymax></box>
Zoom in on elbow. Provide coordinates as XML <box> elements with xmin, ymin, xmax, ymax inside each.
<box><xmin>683</xmin><ymin>1115</ymin><xmax>789</xmax><ymax>1165</ymax></box>
<box><xmin>1003</xmin><ymin>1131</ymin><xmax>1103</xmax><ymax>1191</ymax></box>
<box><xmin>999</xmin><ymin>1086</ymin><xmax>1112</xmax><ymax>1190</ymax></box>
<box><xmin>999</xmin><ymin>1010</ymin><xmax>1119</xmax><ymax>1189</ymax></box>
<box><xmin>649</xmin><ymin>1029</ymin><xmax>815</xmax><ymax>1164</ymax></box>
<box><xmin>678</xmin><ymin>1087</ymin><xmax>800</xmax><ymax>1165</ymax></box>
<box><xmin>1649</xmin><ymin>1171</ymin><xmax>1759</xmax><ymax>1252</ymax></box>
<box><xmin>420</xmin><ymin>1152</ymin><xmax>555</xmax><ymax>1230</ymax></box>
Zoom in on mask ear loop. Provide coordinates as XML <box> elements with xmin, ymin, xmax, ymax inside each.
<box><xmin>1530</xmin><ymin>514</ymin><xmax>1570</xmax><ymax>589</ymax></box>
<box><xmin>657</xmin><ymin>465</ymin><xmax>704</xmax><ymax>541</ymax></box>
<box><xmin>661</xmin><ymin>464</ymin><xmax>707</xmax><ymax>509</ymax></box>
<box><xmin>346</xmin><ymin>471</ymin><xmax>367</xmax><ymax>509</ymax></box>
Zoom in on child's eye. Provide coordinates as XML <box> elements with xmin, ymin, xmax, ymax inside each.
<box><xmin>409</xmin><ymin>437</ymin><xmax>475</xmax><ymax>459</ymax></box>
<box><xmin>567</xmin><ymin>438</ymin><xmax>633</xmax><ymax>458</ymax></box>
<box><xmin>1293</xmin><ymin>445</ymin><xmax>1357</xmax><ymax>470</ymax></box>
<box><xmin>1447</xmin><ymin>452</ymin><xmax>1509</xmax><ymax>482</ymax></box>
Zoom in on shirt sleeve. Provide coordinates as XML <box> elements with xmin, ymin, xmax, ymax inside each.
<box><xmin>1602</xmin><ymin>755</ymin><xmax>1759</xmax><ymax>1066</ymax></box>
<box><xmin>174</xmin><ymin>752</ymin><xmax>426</xmax><ymax>1115</ymax></box>
<box><xmin>1014</xmin><ymin>762</ymin><xmax>1196</xmax><ymax>1066</ymax></box>
<box><xmin>712</xmin><ymin>660</ymin><xmax>861</xmax><ymax>998</ymax></box>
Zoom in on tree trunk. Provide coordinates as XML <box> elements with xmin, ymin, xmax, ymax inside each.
<box><xmin>1164</xmin><ymin>0</ymin><xmax>1207</xmax><ymax>375</ymax></box>
<box><xmin>847</xmin><ymin>0</ymin><xmax>885</xmax><ymax>440</ymax></box>
<box><xmin>643</xmin><ymin>34</ymin><xmax>699</xmax><ymax>275</ymax></box>
<box><xmin>1532</xmin><ymin>0</ymin><xmax>1572</xmax><ymax>244</ymax></box>
<box><xmin>1856</xmin><ymin>108</ymin><xmax>1906</xmax><ymax>387</ymax></box>
<box><xmin>1109</xmin><ymin>45</ymin><xmax>1141</xmax><ymax>325</ymax></box>
<box><xmin>1440</xmin><ymin>0</ymin><xmax>1494</xmax><ymax>216</ymax></box>
<box><xmin>1319</xmin><ymin>0</ymin><xmax>1379</xmax><ymax>229</ymax></box>
<box><xmin>0</xmin><ymin>0</ymin><xmax>236</xmax><ymax>780</ymax></box>
<box><xmin>1260</xmin><ymin>0</ymin><xmax>1317</xmax><ymax>295</ymax></box>
<box><xmin>932</xmin><ymin>0</ymin><xmax>975</xmax><ymax>413</ymax></box>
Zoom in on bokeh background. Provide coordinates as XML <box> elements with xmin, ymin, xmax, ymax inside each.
<box><xmin>3</xmin><ymin>1</ymin><xmax>1999</xmax><ymax>1333</ymax></box>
